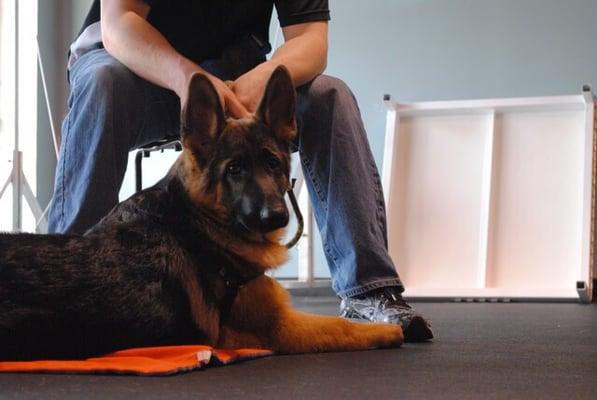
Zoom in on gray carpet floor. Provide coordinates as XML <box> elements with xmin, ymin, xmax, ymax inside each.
<box><xmin>0</xmin><ymin>299</ymin><xmax>595</xmax><ymax>400</ymax></box>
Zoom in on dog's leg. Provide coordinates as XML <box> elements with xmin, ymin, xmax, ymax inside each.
<box><xmin>219</xmin><ymin>276</ymin><xmax>403</xmax><ymax>353</ymax></box>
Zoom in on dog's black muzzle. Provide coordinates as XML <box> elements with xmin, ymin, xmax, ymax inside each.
<box><xmin>258</xmin><ymin>205</ymin><xmax>289</xmax><ymax>232</ymax></box>
<box><xmin>237</xmin><ymin>198</ymin><xmax>289</xmax><ymax>234</ymax></box>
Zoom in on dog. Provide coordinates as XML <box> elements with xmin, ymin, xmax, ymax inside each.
<box><xmin>0</xmin><ymin>66</ymin><xmax>403</xmax><ymax>360</ymax></box>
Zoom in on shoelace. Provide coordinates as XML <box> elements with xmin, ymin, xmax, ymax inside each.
<box><xmin>379</xmin><ymin>288</ymin><xmax>412</xmax><ymax>309</ymax></box>
<box><xmin>379</xmin><ymin>290</ymin><xmax>433</xmax><ymax>330</ymax></box>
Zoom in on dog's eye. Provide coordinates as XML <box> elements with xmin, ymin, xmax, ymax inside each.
<box><xmin>227</xmin><ymin>161</ymin><xmax>242</xmax><ymax>176</ymax></box>
<box><xmin>266</xmin><ymin>156</ymin><xmax>281</xmax><ymax>171</ymax></box>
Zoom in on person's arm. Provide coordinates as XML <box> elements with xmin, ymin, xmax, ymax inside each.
<box><xmin>100</xmin><ymin>0</ymin><xmax>249</xmax><ymax>117</ymax></box>
<box><xmin>232</xmin><ymin>21</ymin><xmax>328</xmax><ymax>113</ymax></box>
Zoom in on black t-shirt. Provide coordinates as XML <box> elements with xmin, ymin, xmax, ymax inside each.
<box><xmin>77</xmin><ymin>0</ymin><xmax>330</xmax><ymax>65</ymax></box>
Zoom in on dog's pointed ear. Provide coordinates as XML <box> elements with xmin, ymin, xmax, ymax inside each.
<box><xmin>256</xmin><ymin>65</ymin><xmax>297</xmax><ymax>142</ymax></box>
<box><xmin>181</xmin><ymin>73</ymin><xmax>225</xmax><ymax>159</ymax></box>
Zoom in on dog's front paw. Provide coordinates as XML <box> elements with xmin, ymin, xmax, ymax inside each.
<box><xmin>349</xmin><ymin>321</ymin><xmax>403</xmax><ymax>349</ymax></box>
<box><xmin>371</xmin><ymin>323</ymin><xmax>404</xmax><ymax>348</ymax></box>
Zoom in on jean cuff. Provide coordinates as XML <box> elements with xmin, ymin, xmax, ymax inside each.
<box><xmin>335</xmin><ymin>278</ymin><xmax>404</xmax><ymax>299</ymax></box>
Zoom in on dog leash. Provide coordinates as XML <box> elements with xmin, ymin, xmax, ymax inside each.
<box><xmin>285</xmin><ymin>178</ymin><xmax>303</xmax><ymax>249</ymax></box>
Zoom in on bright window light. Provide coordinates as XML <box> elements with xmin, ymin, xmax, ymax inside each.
<box><xmin>0</xmin><ymin>0</ymin><xmax>38</xmax><ymax>232</ymax></box>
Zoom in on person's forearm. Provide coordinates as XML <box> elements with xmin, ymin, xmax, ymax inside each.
<box><xmin>100</xmin><ymin>0</ymin><xmax>201</xmax><ymax>101</ymax></box>
<box><xmin>232</xmin><ymin>21</ymin><xmax>328</xmax><ymax>112</ymax></box>
<box><xmin>100</xmin><ymin>0</ymin><xmax>249</xmax><ymax>116</ymax></box>
<box><xmin>266</xmin><ymin>21</ymin><xmax>328</xmax><ymax>87</ymax></box>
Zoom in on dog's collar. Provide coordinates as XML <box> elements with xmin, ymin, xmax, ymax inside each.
<box><xmin>217</xmin><ymin>264</ymin><xmax>258</xmax><ymax>324</ymax></box>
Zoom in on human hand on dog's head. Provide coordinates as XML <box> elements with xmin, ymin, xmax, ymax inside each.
<box><xmin>181</xmin><ymin>65</ymin><xmax>297</xmax><ymax>157</ymax></box>
<box><xmin>179</xmin><ymin>70</ymin><xmax>251</xmax><ymax>119</ymax></box>
<box><xmin>229</xmin><ymin>62</ymin><xmax>280</xmax><ymax>114</ymax></box>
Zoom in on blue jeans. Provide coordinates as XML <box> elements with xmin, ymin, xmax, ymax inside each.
<box><xmin>48</xmin><ymin>49</ymin><xmax>403</xmax><ymax>298</ymax></box>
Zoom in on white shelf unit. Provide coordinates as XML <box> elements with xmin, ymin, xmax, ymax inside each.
<box><xmin>382</xmin><ymin>89</ymin><xmax>596</xmax><ymax>302</ymax></box>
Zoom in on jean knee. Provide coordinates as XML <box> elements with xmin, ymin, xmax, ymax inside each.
<box><xmin>68</xmin><ymin>58</ymin><xmax>144</xmax><ymax>149</ymax></box>
<box><xmin>75</xmin><ymin>60</ymin><xmax>137</xmax><ymax>104</ymax></box>
<box><xmin>297</xmin><ymin>75</ymin><xmax>362</xmax><ymax>147</ymax></box>
<box><xmin>303</xmin><ymin>75</ymin><xmax>355</xmax><ymax>108</ymax></box>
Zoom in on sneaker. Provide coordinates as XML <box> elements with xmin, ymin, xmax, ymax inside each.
<box><xmin>340</xmin><ymin>287</ymin><xmax>433</xmax><ymax>342</ymax></box>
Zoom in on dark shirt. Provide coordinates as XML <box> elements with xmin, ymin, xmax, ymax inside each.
<box><xmin>78</xmin><ymin>0</ymin><xmax>330</xmax><ymax>66</ymax></box>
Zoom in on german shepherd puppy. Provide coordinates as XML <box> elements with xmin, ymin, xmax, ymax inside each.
<box><xmin>0</xmin><ymin>66</ymin><xmax>403</xmax><ymax>360</ymax></box>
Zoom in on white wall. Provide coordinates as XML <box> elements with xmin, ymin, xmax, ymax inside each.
<box><xmin>326</xmin><ymin>0</ymin><xmax>597</xmax><ymax>165</ymax></box>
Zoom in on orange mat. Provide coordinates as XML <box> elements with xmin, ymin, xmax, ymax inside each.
<box><xmin>0</xmin><ymin>345</ymin><xmax>272</xmax><ymax>376</ymax></box>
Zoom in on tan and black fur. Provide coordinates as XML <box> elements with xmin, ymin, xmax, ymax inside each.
<box><xmin>0</xmin><ymin>66</ymin><xmax>402</xmax><ymax>360</ymax></box>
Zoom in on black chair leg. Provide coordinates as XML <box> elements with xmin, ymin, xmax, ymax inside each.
<box><xmin>135</xmin><ymin>150</ymin><xmax>144</xmax><ymax>193</ymax></box>
<box><xmin>134</xmin><ymin>139</ymin><xmax>182</xmax><ymax>193</ymax></box>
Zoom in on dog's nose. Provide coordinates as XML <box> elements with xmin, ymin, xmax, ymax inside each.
<box><xmin>259</xmin><ymin>206</ymin><xmax>289</xmax><ymax>232</ymax></box>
